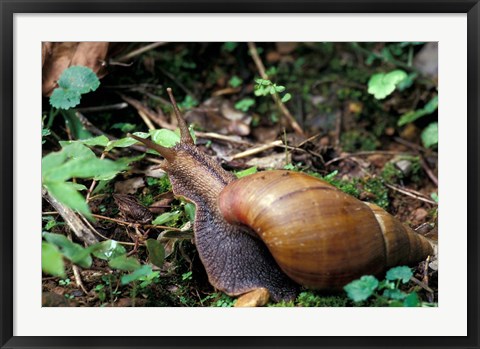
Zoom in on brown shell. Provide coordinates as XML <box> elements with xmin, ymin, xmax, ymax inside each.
<box><xmin>218</xmin><ymin>170</ymin><xmax>433</xmax><ymax>290</ymax></box>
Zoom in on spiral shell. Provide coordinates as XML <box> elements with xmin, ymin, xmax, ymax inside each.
<box><xmin>218</xmin><ymin>170</ymin><xmax>433</xmax><ymax>290</ymax></box>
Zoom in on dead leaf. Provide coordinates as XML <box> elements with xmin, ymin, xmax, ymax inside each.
<box><xmin>114</xmin><ymin>177</ymin><xmax>145</xmax><ymax>195</ymax></box>
<box><xmin>42</xmin><ymin>42</ymin><xmax>110</xmax><ymax>96</ymax></box>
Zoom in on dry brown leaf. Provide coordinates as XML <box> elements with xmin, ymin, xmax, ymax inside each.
<box><xmin>42</xmin><ymin>42</ymin><xmax>110</xmax><ymax>96</ymax></box>
<box><xmin>114</xmin><ymin>177</ymin><xmax>145</xmax><ymax>195</ymax></box>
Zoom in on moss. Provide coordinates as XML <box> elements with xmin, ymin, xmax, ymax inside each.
<box><xmin>267</xmin><ymin>299</ymin><xmax>295</xmax><ymax>307</ymax></box>
<box><xmin>381</xmin><ymin>162</ymin><xmax>404</xmax><ymax>183</ymax></box>
<box><xmin>296</xmin><ymin>291</ymin><xmax>348</xmax><ymax>307</ymax></box>
<box><xmin>362</xmin><ymin>177</ymin><xmax>390</xmax><ymax>209</ymax></box>
<box><xmin>381</xmin><ymin>156</ymin><xmax>423</xmax><ymax>184</ymax></box>
<box><xmin>210</xmin><ymin>293</ymin><xmax>235</xmax><ymax>307</ymax></box>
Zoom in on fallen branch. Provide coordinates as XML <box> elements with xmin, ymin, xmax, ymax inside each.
<box><xmin>42</xmin><ymin>189</ymin><xmax>98</xmax><ymax>245</ymax></box>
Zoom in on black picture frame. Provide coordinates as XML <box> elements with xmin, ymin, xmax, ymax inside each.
<box><xmin>1</xmin><ymin>1</ymin><xmax>479</xmax><ymax>348</ymax></box>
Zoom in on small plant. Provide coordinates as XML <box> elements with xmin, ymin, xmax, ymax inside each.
<box><xmin>181</xmin><ymin>271</ymin><xmax>193</xmax><ymax>281</ymax></box>
<box><xmin>211</xmin><ymin>293</ymin><xmax>235</xmax><ymax>307</ymax></box>
<box><xmin>234</xmin><ymin>98</ymin><xmax>255</xmax><ymax>112</ymax></box>
<box><xmin>228</xmin><ymin>75</ymin><xmax>243</xmax><ymax>88</ymax></box>
<box><xmin>367</xmin><ymin>69</ymin><xmax>407</xmax><ymax>100</ymax></box>
<box><xmin>58</xmin><ymin>278</ymin><xmax>71</xmax><ymax>286</ymax></box>
<box><xmin>343</xmin><ymin>266</ymin><xmax>434</xmax><ymax>307</ymax></box>
<box><xmin>254</xmin><ymin>78</ymin><xmax>291</xmax><ymax>103</ymax></box>
<box><xmin>50</xmin><ymin>66</ymin><xmax>100</xmax><ymax>110</ymax></box>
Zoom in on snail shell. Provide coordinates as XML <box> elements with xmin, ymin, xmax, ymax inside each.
<box><xmin>218</xmin><ymin>170</ymin><xmax>433</xmax><ymax>290</ymax></box>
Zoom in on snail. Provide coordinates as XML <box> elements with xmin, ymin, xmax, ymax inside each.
<box><xmin>129</xmin><ymin>88</ymin><xmax>433</xmax><ymax>302</ymax></box>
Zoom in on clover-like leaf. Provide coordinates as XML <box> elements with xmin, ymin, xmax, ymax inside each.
<box><xmin>385</xmin><ymin>266</ymin><xmax>413</xmax><ymax>283</ymax></box>
<box><xmin>344</xmin><ymin>275</ymin><xmax>379</xmax><ymax>302</ymax></box>
<box><xmin>367</xmin><ymin>69</ymin><xmax>408</xmax><ymax>99</ymax></box>
<box><xmin>421</xmin><ymin>122</ymin><xmax>438</xmax><ymax>148</ymax></box>
<box><xmin>50</xmin><ymin>66</ymin><xmax>100</xmax><ymax>110</ymax></box>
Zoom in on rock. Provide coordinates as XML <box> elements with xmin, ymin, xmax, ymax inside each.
<box><xmin>395</xmin><ymin>159</ymin><xmax>412</xmax><ymax>176</ymax></box>
<box><xmin>234</xmin><ymin>288</ymin><xmax>270</xmax><ymax>307</ymax></box>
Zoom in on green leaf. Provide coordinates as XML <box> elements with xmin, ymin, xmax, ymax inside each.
<box><xmin>57</xmin><ymin>66</ymin><xmax>100</xmax><ymax>93</ymax></box>
<box><xmin>235</xmin><ymin>166</ymin><xmax>258</xmax><ymax>178</ymax></box>
<box><xmin>50</xmin><ymin>66</ymin><xmax>100</xmax><ymax>110</ymax></box>
<box><xmin>145</xmin><ymin>239</ymin><xmax>165</xmax><ymax>268</ymax></box>
<box><xmin>367</xmin><ymin>69</ymin><xmax>408</xmax><ymax>99</ymax></box>
<box><xmin>398</xmin><ymin>96</ymin><xmax>438</xmax><ymax>126</ymax></box>
<box><xmin>397</xmin><ymin>72</ymin><xmax>418</xmax><ymax>91</ymax></box>
<box><xmin>152</xmin><ymin>210</ymin><xmax>181</xmax><ymax>226</ymax></box>
<box><xmin>88</xmin><ymin>240</ymin><xmax>127</xmax><ymax>260</ymax></box>
<box><xmin>421</xmin><ymin>122</ymin><xmax>438</xmax><ymax>148</ymax></box>
<box><xmin>150</xmin><ymin>129</ymin><xmax>181</xmax><ymax>148</ymax></box>
<box><xmin>281</xmin><ymin>93</ymin><xmax>292</xmax><ymax>103</ymax></box>
<box><xmin>43</xmin><ymin>232</ymin><xmax>92</xmax><ymax>268</ymax></box>
<box><xmin>42</xmin><ymin>242</ymin><xmax>66</xmax><ymax>277</ymax></box>
<box><xmin>275</xmin><ymin>85</ymin><xmax>285</xmax><ymax>92</ymax></box>
<box><xmin>403</xmin><ymin>292</ymin><xmax>421</xmax><ymax>307</ymax></box>
<box><xmin>222</xmin><ymin>42</ymin><xmax>238</xmax><ymax>52</ymax></box>
<box><xmin>61</xmin><ymin>110</ymin><xmax>93</xmax><ymax>139</ymax></box>
<box><xmin>43</xmin><ymin>181</ymin><xmax>92</xmax><ymax>219</ymax></box>
<box><xmin>108</xmin><ymin>254</ymin><xmax>141</xmax><ymax>272</ymax></box>
<box><xmin>121</xmin><ymin>265</ymin><xmax>153</xmax><ymax>285</ymax></box>
<box><xmin>105</xmin><ymin>138</ymin><xmax>138</xmax><ymax>151</ymax></box>
<box><xmin>45</xmin><ymin>156</ymin><xmax>127</xmax><ymax>182</ymax></box>
<box><xmin>385</xmin><ymin>266</ymin><xmax>413</xmax><ymax>283</ymax></box>
<box><xmin>60</xmin><ymin>135</ymin><xmax>110</xmax><ymax>148</ymax></box>
<box><xmin>111</xmin><ymin>123</ymin><xmax>136</xmax><ymax>133</ymax></box>
<box><xmin>383</xmin><ymin>288</ymin><xmax>407</xmax><ymax>300</ymax></box>
<box><xmin>184</xmin><ymin>202</ymin><xmax>196</xmax><ymax>222</ymax></box>
<box><xmin>234</xmin><ymin>98</ymin><xmax>255</xmax><ymax>112</ymax></box>
<box><xmin>344</xmin><ymin>275</ymin><xmax>379</xmax><ymax>302</ymax></box>
<box><xmin>229</xmin><ymin>75</ymin><xmax>243</xmax><ymax>88</ymax></box>
<box><xmin>50</xmin><ymin>89</ymin><xmax>81</xmax><ymax>110</ymax></box>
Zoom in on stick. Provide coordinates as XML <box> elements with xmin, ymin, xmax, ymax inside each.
<box><xmin>247</xmin><ymin>42</ymin><xmax>304</xmax><ymax>136</ymax></box>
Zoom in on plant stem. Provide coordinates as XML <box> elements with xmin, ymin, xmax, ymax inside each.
<box><xmin>247</xmin><ymin>42</ymin><xmax>304</xmax><ymax>136</ymax></box>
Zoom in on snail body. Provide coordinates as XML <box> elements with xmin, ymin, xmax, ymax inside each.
<box><xmin>130</xmin><ymin>89</ymin><xmax>433</xmax><ymax>302</ymax></box>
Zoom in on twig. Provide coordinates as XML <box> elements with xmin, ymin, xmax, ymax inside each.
<box><xmin>91</xmin><ymin>213</ymin><xmax>182</xmax><ymax>231</ymax></box>
<box><xmin>195</xmin><ymin>131</ymin><xmax>253</xmax><ymax>146</ymax></box>
<box><xmin>119</xmin><ymin>93</ymin><xmax>166</xmax><ymax>130</ymax></box>
<box><xmin>86</xmin><ymin>152</ymin><xmax>106</xmax><ymax>202</ymax></box>
<box><xmin>229</xmin><ymin>140</ymin><xmax>283</xmax><ymax>160</ymax></box>
<box><xmin>409</xmin><ymin>276</ymin><xmax>434</xmax><ymax>293</ymax></box>
<box><xmin>420</xmin><ymin>156</ymin><xmax>438</xmax><ymax>187</ymax></box>
<box><xmin>137</xmin><ymin>109</ymin><xmax>156</xmax><ymax>131</ymax></box>
<box><xmin>76</xmin><ymin>103</ymin><xmax>128</xmax><ymax>113</ymax></box>
<box><xmin>247</xmin><ymin>42</ymin><xmax>304</xmax><ymax>136</ymax></box>
<box><xmin>116</xmin><ymin>42</ymin><xmax>167</xmax><ymax>62</ymax></box>
<box><xmin>66</xmin><ymin>231</ymin><xmax>90</xmax><ymax>295</ymax></box>
<box><xmin>394</xmin><ymin>137</ymin><xmax>437</xmax><ymax>155</ymax></box>
<box><xmin>385</xmin><ymin>184</ymin><xmax>437</xmax><ymax>205</ymax></box>
<box><xmin>42</xmin><ymin>188</ymin><xmax>98</xmax><ymax>245</ymax></box>
<box><xmin>72</xmin><ymin>264</ymin><xmax>89</xmax><ymax>294</ymax></box>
